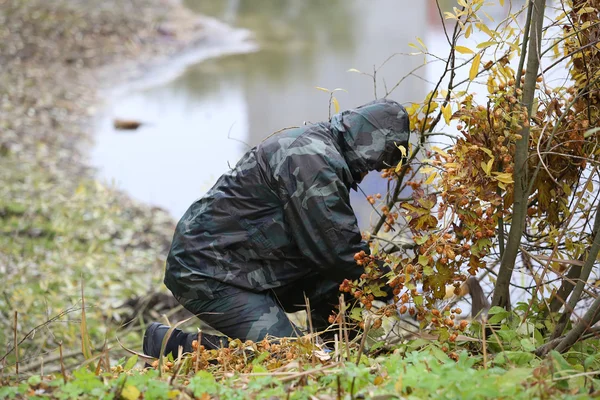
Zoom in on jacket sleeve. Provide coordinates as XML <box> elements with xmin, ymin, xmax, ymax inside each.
<box><xmin>278</xmin><ymin>147</ymin><xmax>368</xmax><ymax>282</ymax></box>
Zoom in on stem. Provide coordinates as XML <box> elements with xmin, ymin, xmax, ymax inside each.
<box><xmin>514</xmin><ymin>1</ymin><xmax>534</xmax><ymax>91</ymax></box>
<box><xmin>355</xmin><ymin>318</ymin><xmax>370</xmax><ymax>366</ymax></box>
<box><xmin>59</xmin><ymin>342</ymin><xmax>67</xmax><ymax>384</ymax></box>
<box><xmin>371</xmin><ymin>145</ymin><xmax>421</xmax><ymax>236</ymax></box>
<box><xmin>491</xmin><ymin>0</ymin><xmax>547</xmax><ymax>309</ymax></box>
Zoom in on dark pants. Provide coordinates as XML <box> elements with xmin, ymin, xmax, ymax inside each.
<box><xmin>174</xmin><ymin>274</ymin><xmax>344</xmax><ymax>345</ymax></box>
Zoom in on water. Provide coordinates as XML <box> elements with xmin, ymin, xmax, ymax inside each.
<box><xmin>91</xmin><ymin>0</ymin><xmax>433</xmax><ymax>225</ymax></box>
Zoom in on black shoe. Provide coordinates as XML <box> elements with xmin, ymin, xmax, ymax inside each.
<box><xmin>143</xmin><ymin>322</ymin><xmax>194</xmax><ymax>359</ymax></box>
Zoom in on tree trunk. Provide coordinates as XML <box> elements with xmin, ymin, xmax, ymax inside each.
<box><xmin>491</xmin><ymin>0</ymin><xmax>547</xmax><ymax>309</ymax></box>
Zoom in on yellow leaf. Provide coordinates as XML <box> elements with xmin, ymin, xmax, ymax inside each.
<box><xmin>121</xmin><ymin>385</ymin><xmax>141</xmax><ymax>400</ymax></box>
<box><xmin>397</xmin><ymin>144</ymin><xmax>407</xmax><ymax>157</ymax></box>
<box><xmin>425</xmin><ymin>172</ymin><xmax>438</xmax><ymax>185</ymax></box>
<box><xmin>553</xmin><ymin>41</ymin><xmax>560</xmax><ymax>58</ymax></box>
<box><xmin>487</xmin><ymin>77</ymin><xmax>495</xmax><ymax>94</ymax></box>
<box><xmin>465</xmin><ymin>24</ymin><xmax>472</xmax><ymax>39</ymax></box>
<box><xmin>469</xmin><ymin>53</ymin><xmax>481</xmax><ymax>81</ymax></box>
<box><xmin>444</xmin><ymin>11</ymin><xmax>457</xmax><ymax>20</ymax></box>
<box><xmin>431</xmin><ymin>146</ymin><xmax>449</xmax><ymax>158</ymax></box>
<box><xmin>477</xmin><ymin>23</ymin><xmax>495</xmax><ymax>38</ymax></box>
<box><xmin>395</xmin><ymin>159</ymin><xmax>403</xmax><ymax>173</ymax></box>
<box><xmin>480</xmin><ymin>147</ymin><xmax>492</xmax><ymax>157</ymax></box>
<box><xmin>499</xmin><ymin>0</ymin><xmax>504</xmax><ymax>6</ymax></box>
<box><xmin>455</xmin><ymin>45</ymin><xmax>474</xmax><ymax>54</ymax></box>
<box><xmin>508</xmin><ymin>41</ymin><xmax>521</xmax><ymax>52</ymax></box>
<box><xmin>332</xmin><ymin>96</ymin><xmax>340</xmax><ymax>113</ymax></box>
<box><xmin>476</xmin><ymin>41</ymin><xmax>497</xmax><ymax>49</ymax></box>
<box><xmin>428</xmin><ymin>101</ymin><xmax>439</xmax><ymax>112</ymax></box>
<box><xmin>486</xmin><ymin>158</ymin><xmax>494</xmax><ymax>175</ymax></box>
<box><xmin>481</xmin><ymin>160</ymin><xmax>493</xmax><ymax>176</ymax></box>
<box><xmin>577</xmin><ymin>6</ymin><xmax>597</xmax><ymax>15</ymax></box>
<box><xmin>483</xmin><ymin>11</ymin><xmax>494</xmax><ymax>22</ymax></box>
<box><xmin>492</xmin><ymin>172</ymin><xmax>514</xmax><ymax>184</ymax></box>
<box><xmin>442</xmin><ymin>103</ymin><xmax>452</xmax><ymax>124</ymax></box>
<box><xmin>417</xmin><ymin>36</ymin><xmax>427</xmax><ymax>50</ymax></box>
<box><xmin>315</xmin><ymin>86</ymin><xmax>330</xmax><ymax>92</ymax></box>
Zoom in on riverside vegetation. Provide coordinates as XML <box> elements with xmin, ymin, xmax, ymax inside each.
<box><xmin>2</xmin><ymin>0</ymin><xmax>600</xmax><ymax>399</ymax></box>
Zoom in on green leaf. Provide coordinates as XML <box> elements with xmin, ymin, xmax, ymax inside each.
<box><xmin>494</xmin><ymin>351</ymin><xmax>535</xmax><ymax>366</ymax></box>
<box><xmin>124</xmin><ymin>355</ymin><xmax>138</xmax><ymax>371</ymax></box>
<box><xmin>189</xmin><ymin>371</ymin><xmax>218</xmax><ymax>396</ymax></box>
<box><xmin>550</xmin><ymin>351</ymin><xmax>573</xmax><ymax>372</ymax></box>
<box><xmin>349</xmin><ymin>306</ymin><xmax>363</xmax><ymax>321</ymax></box>
<box><xmin>520</xmin><ymin>338</ymin><xmax>536</xmax><ymax>352</ymax></box>
<box><xmin>487</xmin><ymin>311</ymin><xmax>509</xmax><ymax>325</ymax></box>
<box><xmin>488</xmin><ymin>306</ymin><xmax>507</xmax><ymax>315</ymax></box>
<box><xmin>413</xmin><ymin>295</ymin><xmax>424</xmax><ymax>306</ymax></box>
<box><xmin>414</xmin><ymin>235</ymin><xmax>429</xmax><ymax>245</ymax></box>
<box><xmin>584</xmin><ymin>355</ymin><xmax>597</xmax><ymax>370</ymax></box>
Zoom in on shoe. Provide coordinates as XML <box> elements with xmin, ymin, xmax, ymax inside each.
<box><xmin>143</xmin><ymin>322</ymin><xmax>193</xmax><ymax>359</ymax></box>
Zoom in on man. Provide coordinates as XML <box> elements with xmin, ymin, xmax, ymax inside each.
<box><xmin>143</xmin><ymin>99</ymin><xmax>410</xmax><ymax>358</ymax></box>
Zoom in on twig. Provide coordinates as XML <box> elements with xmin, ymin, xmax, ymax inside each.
<box><xmin>482</xmin><ymin>319</ymin><xmax>487</xmax><ymax>370</ymax></box>
<box><xmin>339</xmin><ymin>296</ymin><xmax>351</xmax><ymax>360</ymax></box>
<box><xmin>59</xmin><ymin>342</ymin><xmax>67</xmax><ymax>384</ymax></box>
<box><xmin>0</xmin><ymin>306</ymin><xmax>80</xmax><ymax>364</ymax></box>
<box><xmin>304</xmin><ymin>294</ymin><xmax>316</xmax><ymax>367</ymax></box>
<box><xmin>13</xmin><ymin>311</ymin><xmax>18</xmax><ymax>378</ymax></box>
<box><xmin>355</xmin><ymin>318</ymin><xmax>370</xmax><ymax>366</ymax></box>
<box><xmin>279</xmin><ymin>363</ymin><xmax>341</xmax><ymax>383</ymax></box>
<box><xmin>195</xmin><ymin>330</ymin><xmax>202</xmax><ymax>373</ymax></box>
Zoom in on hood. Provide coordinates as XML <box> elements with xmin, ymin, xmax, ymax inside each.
<box><xmin>330</xmin><ymin>99</ymin><xmax>410</xmax><ymax>181</ymax></box>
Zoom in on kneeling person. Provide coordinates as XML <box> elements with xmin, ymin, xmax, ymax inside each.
<box><xmin>143</xmin><ymin>99</ymin><xmax>410</xmax><ymax>358</ymax></box>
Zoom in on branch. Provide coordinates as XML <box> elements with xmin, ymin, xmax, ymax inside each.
<box><xmin>551</xmin><ymin>201</ymin><xmax>600</xmax><ymax>339</ymax></box>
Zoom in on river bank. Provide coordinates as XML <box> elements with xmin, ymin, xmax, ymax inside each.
<box><xmin>0</xmin><ymin>0</ymin><xmax>242</xmax><ymax>373</ymax></box>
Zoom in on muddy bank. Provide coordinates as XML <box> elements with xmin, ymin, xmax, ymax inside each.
<box><xmin>0</xmin><ymin>0</ymin><xmax>242</xmax><ymax>368</ymax></box>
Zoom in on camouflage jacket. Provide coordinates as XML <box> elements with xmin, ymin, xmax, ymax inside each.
<box><xmin>165</xmin><ymin>99</ymin><xmax>410</xmax><ymax>300</ymax></box>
